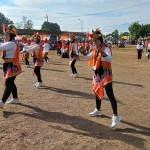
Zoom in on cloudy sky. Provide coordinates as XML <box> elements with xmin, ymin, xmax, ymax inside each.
<box><xmin>0</xmin><ymin>0</ymin><xmax>150</xmax><ymax>34</ymax></box>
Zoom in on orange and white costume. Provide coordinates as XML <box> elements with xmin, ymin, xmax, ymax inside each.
<box><xmin>21</xmin><ymin>36</ymin><xmax>31</xmax><ymax>67</ymax></box>
<box><xmin>43</xmin><ymin>39</ymin><xmax>50</xmax><ymax>62</ymax></box>
<box><xmin>84</xmin><ymin>43</ymin><xmax>112</xmax><ymax>99</ymax></box>
<box><xmin>61</xmin><ymin>40</ymin><xmax>68</xmax><ymax>58</ymax></box>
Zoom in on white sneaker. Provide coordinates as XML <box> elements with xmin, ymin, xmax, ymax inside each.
<box><xmin>36</xmin><ymin>82</ymin><xmax>43</xmax><ymax>88</ymax></box>
<box><xmin>33</xmin><ymin>82</ymin><xmax>38</xmax><ymax>87</ymax></box>
<box><xmin>26</xmin><ymin>65</ymin><xmax>30</xmax><ymax>68</ymax></box>
<box><xmin>89</xmin><ymin>108</ymin><xmax>103</xmax><ymax>117</ymax></box>
<box><xmin>69</xmin><ymin>74</ymin><xmax>74</xmax><ymax>77</ymax></box>
<box><xmin>0</xmin><ymin>100</ymin><xmax>4</xmax><ymax>108</ymax></box>
<box><xmin>73</xmin><ymin>73</ymin><xmax>78</xmax><ymax>78</ymax></box>
<box><xmin>111</xmin><ymin>115</ymin><xmax>121</xmax><ymax>128</ymax></box>
<box><xmin>6</xmin><ymin>98</ymin><xmax>20</xmax><ymax>104</ymax></box>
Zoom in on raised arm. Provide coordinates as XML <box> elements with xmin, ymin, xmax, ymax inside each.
<box><xmin>0</xmin><ymin>42</ymin><xmax>14</xmax><ymax>51</ymax></box>
<box><xmin>25</xmin><ymin>45</ymin><xmax>40</xmax><ymax>52</ymax></box>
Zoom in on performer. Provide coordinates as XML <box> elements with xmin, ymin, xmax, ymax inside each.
<box><xmin>145</xmin><ymin>37</ymin><xmax>149</xmax><ymax>53</ymax></box>
<box><xmin>61</xmin><ymin>40</ymin><xmax>68</xmax><ymax>58</ymax></box>
<box><xmin>85</xmin><ymin>41</ymin><xmax>90</xmax><ymax>54</ymax></box>
<box><xmin>21</xmin><ymin>36</ymin><xmax>31</xmax><ymax>67</ymax></box>
<box><xmin>81</xmin><ymin>29</ymin><xmax>121</xmax><ymax>128</ymax></box>
<box><xmin>23</xmin><ymin>33</ymin><xmax>44</xmax><ymax>88</ymax></box>
<box><xmin>57</xmin><ymin>40</ymin><xmax>62</xmax><ymax>56</ymax></box>
<box><xmin>0</xmin><ymin>24</ymin><xmax>22</xmax><ymax>108</ymax></box>
<box><xmin>43</xmin><ymin>38</ymin><xmax>50</xmax><ymax>63</ymax></box>
<box><xmin>146</xmin><ymin>39</ymin><xmax>150</xmax><ymax>60</ymax></box>
<box><xmin>136</xmin><ymin>40</ymin><xmax>144</xmax><ymax>60</ymax></box>
<box><xmin>69</xmin><ymin>34</ymin><xmax>79</xmax><ymax>77</ymax></box>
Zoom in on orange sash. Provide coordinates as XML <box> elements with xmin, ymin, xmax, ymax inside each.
<box><xmin>69</xmin><ymin>44</ymin><xmax>74</xmax><ymax>53</ymax></box>
<box><xmin>89</xmin><ymin>45</ymin><xmax>112</xmax><ymax>99</ymax></box>
<box><xmin>3</xmin><ymin>44</ymin><xmax>22</xmax><ymax>85</ymax></box>
<box><xmin>34</xmin><ymin>45</ymin><xmax>44</xmax><ymax>67</ymax></box>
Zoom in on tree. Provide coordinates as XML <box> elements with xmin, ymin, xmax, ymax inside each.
<box><xmin>25</xmin><ymin>19</ymin><xmax>33</xmax><ymax>29</ymax></box>
<box><xmin>41</xmin><ymin>21</ymin><xmax>61</xmax><ymax>32</ymax></box>
<box><xmin>119</xmin><ymin>32</ymin><xmax>123</xmax><ymax>40</ymax></box>
<box><xmin>14</xmin><ymin>22</ymin><xmax>22</xmax><ymax>29</ymax></box>
<box><xmin>0</xmin><ymin>12</ymin><xmax>13</xmax><ymax>26</ymax></box>
<box><xmin>122</xmin><ymin>32</ymin><xmax>129</xmax><ymax>36</ymax></box>
<box><xmin>111</xmin><ymin>29</ymin><xmax>119</xmax><ymax>39</ymax></box>
<box><xmin>15</xmin><ymin>15</ymin><xmax>33</xmax><ymax>29</ymax></box>
<box><xmin>128</xmin><ymin>22</ymin><xmax>141</xmax><ymax>39</ymax></box>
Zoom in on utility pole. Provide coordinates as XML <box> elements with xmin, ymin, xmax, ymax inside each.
<box><xmin>46</xmin><ymin>14</ymin><xmax>48</xmax><ymax>22</ymax></box>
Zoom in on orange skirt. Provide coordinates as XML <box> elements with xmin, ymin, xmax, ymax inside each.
<box><xmin>93</xmin><ymin>68</ymin><xmax>112</xmax><ymax>100</ymax></box>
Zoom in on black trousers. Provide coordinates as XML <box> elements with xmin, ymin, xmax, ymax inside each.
<box><xmin>148</xmin><ymin>50</ymin><xmax>150</xmax><ymax>59</ymax></box>
<box><xmin>2</xmin><ymin>63</ymin><xmax>18</xmax><ymax>103</ymax></box>
<box><xmin>137</xmin><ymin>49</ymin><xmax>143</xmax><ymax>59</ymax></box>
<box><xmin>25</xmin><ymin>58</ymin><xmax>30</xmax><ymax>65</ymax></box>
<box><xmin>96</xmin><ymin>83</ymin><xmax>117</xmax><ymax>114</ymax></box>
<box><xmin>71</xmin><ymin>60</ymin><xmax>77</xmax><ymax>74</ymax></box>
<box><xmin>33</xmin><ymin>58</ymin><xmax>42</xmax><ymax>82</ymax></box>
<box><xmin>44</xmin><ymin>56</ymin><xmax>49</xmax><ymax>62</ymax></box>
<box><xmin>57</xmin><ymin>48</ymin><xmax>61</xmax><ymax>55</ymax></box>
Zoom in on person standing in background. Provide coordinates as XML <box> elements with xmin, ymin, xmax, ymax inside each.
<box><xmin>136</xmin><ymin>40</ymin><xmax>144</xmax><ymax>60</ymax></box>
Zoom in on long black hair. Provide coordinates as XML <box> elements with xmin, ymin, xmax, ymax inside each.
<box><xmin>35</xmin><ymin>35</ymin><xmax>41</xmax><ymax>44</ymax></box>
<box><xmin>71</xmin><ymin>38</ymin><xmax>75</xmax><ymax>43</ymax></box>
<box><xmin>9</xmin><ymin>29</ymin><xmax>16</xmax><ymax>41</ymax></box>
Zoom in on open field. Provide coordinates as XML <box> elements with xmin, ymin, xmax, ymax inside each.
<box><xmin>0</xmin><ymin>46</ymin><xmax>150</xmax><ymax>150</ymax></box>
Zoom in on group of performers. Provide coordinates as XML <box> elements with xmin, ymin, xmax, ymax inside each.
<box><xmin>0</xmin><ymin>24</ymin><xmax>121</xmax><ymax>128</ymax></box>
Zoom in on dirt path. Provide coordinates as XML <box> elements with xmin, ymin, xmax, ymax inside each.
<box><xmin>0</xmin><ymin>46</ymin><xmax>150</xmax><ymax>150</ymax></box>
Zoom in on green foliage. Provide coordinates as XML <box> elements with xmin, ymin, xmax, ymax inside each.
<box><xmin>128</xmin><ymin>22</ymin><xmax>141</xmax><ymax>39</ymax></box>
<box><xmin>0</xmin><ymin>12</ymin><xmax>13</xmax><ymax>26</ymax></box>
<box><xmin>111</xmin><ymin>29</ymin><xmax>119</xmax><ymax>38</ymax></box>
<box><xmin>128</xmin><ymin>22</ymin><xmax>150</xmax><ymax>39</ymax></box>
<box><xmin>14</xmin><ymin>15</ymin><xmax>33</xmax><ymax>29</ymax></box>
<box><xmin>119</xmin><ymin>32</ymin><xmax>123</xmax><ymax>40</ymax></box>
<box><xmin>41</xmin><ymin>21</ymin><xmax>61</xmax><ymax>32</ymax></box>
<box><xmin>122</xmin><ymin>32</ymin><xmax>129</xmax><ymax>36</ymax></box>
<box><xmin>106</xmin><ymin>29</ymin><xmax>119</xmax><ymax>39</ymax></box>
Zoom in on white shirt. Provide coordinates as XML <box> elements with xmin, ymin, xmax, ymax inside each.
<box><xmin>85</xmin><ymin>47</ymin><xmax>112</xmax><ymax>62</ymax></box>
<box><xmin>23</xmin><ymin>43</ymin><xmax>30</xmax><ymax>52</ymax></box>
<box><xmin>70</xmin><ymin>42</ymin><xmax>78</xmax><ymax>54</ymax></box>
<box><xmin>137</xmin><ymin>44</ymin><xmax>144</xmax><ymax>49</ymax></box>
<box><xmin>43</xmin><ymin>43</ymin><xmax>49</xmax><ymax>52</ymax></box>
<box><xmin>0</xmin><ymin>41</ymin><xmax>16</xmax><ymax>58</ymax></box>
<box><xmin>24</xmin><ymin>44</ymin><xmax>40</xmax><ymax>55</ymax></box>
<box><xmin>90</xmin><ymin>44</ymin><xmax>94</xmax><ymax>50</ymax></box>
<box><xmin>147</xmin><ymin>43</ymin><xmax>150</xmax><ymax>50</ymax></box>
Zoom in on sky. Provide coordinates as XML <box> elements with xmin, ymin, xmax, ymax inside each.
<box><xmin>0</xmin><ymin>0</ymin><xmax>150</xmax><ymax>34</ymax></box>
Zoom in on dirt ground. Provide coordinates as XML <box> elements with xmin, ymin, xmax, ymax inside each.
<box><xmin>0</xmin><ymin>46</ymin><xmax>150</xmax><ymax>150</ymax></box>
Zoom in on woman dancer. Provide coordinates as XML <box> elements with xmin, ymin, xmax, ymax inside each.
<box><xmin>81</xmin><ymin>29</ymin><xmax>121</xmax><ymax>128</ymax></box>
<box><xmin>23</xmin><ymin>33</ymin><xmax>44</xmax><ymax>88</ymax></box>
<box><xmin>69</xmin><ymin>34</ymin><xmax>79</xmax><ymax>77</ymax></box>
<box><xmin>0</xmin><ymin>24</ymin><xmax>21</xmax><ymax>108</ymax></box>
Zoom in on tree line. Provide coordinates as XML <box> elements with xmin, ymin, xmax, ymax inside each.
<box><xmin>0</xmin><ymin>12</ymin><xmax>150</xmax><ymax>40</ymax></box>
<box><xmin>104</xmin><ymin>22</ymin><xmax>150</xmax><ymax>40</ymax></box>
<box><xmin>0</xmin><ymin>12</ymin><xmax>61</xmax><ymax>33</ymax></box>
